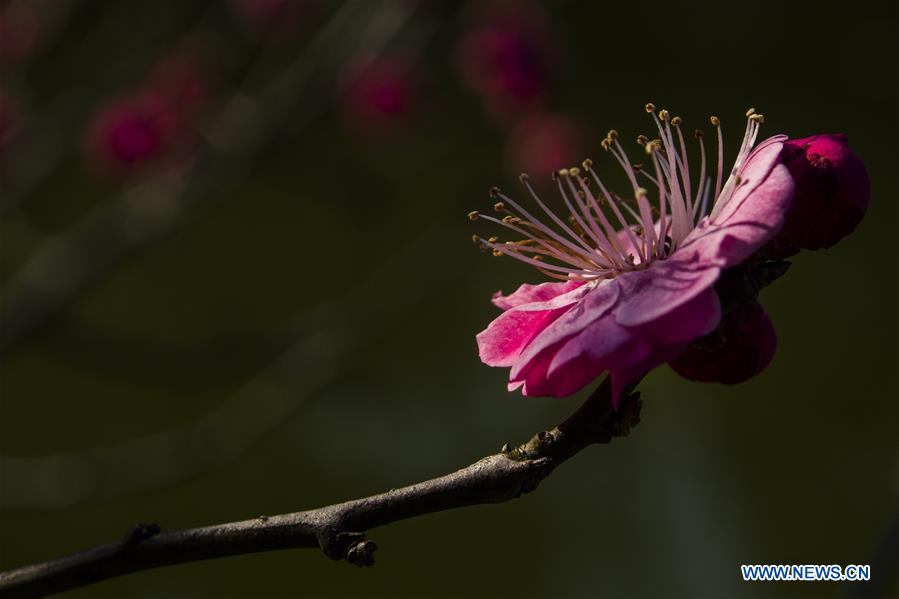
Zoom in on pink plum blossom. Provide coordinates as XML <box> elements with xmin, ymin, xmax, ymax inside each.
<box><xmin>669</xmin><ymin>301</ymin><xmax>777</xmax><ymax>384</ymax></box>
<box><xmin>506</xmin><ymin>114</ymin><xmax>583</xmax><ymax>179</ymax></box>
<box><xmin>337</xmin><ymin>55</ymin><xmax>422</xmax><ymax>137</ymax></box>
<box><xmin>83</xmin><ymin>92</ymin><xmax>179</xmax><ymax>177</ymax></box>
<box><xmin>453</xmin><ymin>2</ymin><xmax>556</xmax><ymax>126</ymax></box>
<box><xmin>472</xmin><ymin>105</ymin><xmax>796</xmax><ymax>405</ymax></box>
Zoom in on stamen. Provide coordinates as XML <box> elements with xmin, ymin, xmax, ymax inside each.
<box><xmin>711</xmin><ymin>115</ymin><xmax>724</xmax><ymax>201</ymax></box>
<box><xmin>470</xmin><ymin>104</ymin><xmax>767</xmax><ymax>277</ymax></box>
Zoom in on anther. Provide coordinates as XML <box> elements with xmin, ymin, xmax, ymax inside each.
<box><xmin>710</xmin><ymin>116</ymin><xmax>720</xmax><ymax>126</ymax></box>
<box><xmin>558</xmin><ymin>168</ymin><xmax>570</xmax><ymax>177</ymax></box>
<box><xmin>493</xmin><ymin>201</ymin><xmax>505</xmax><ymax>212</ymax></box>
<box><xmin>488</xmin><ymin>186</ymin><xmax>500</xmax><ymax>198</ymax></box>
<box><xmin>659</xmin><ymin>109</ymin><xmax>670</xmax><ymax>121</ymax></box>
<box><xmin>582</xmin><ymin>158</ymin><xmax>593</xmax><ymax>169</ymax></box>
<box><xmin>632</xmin><ymin>163</ymin><xmax>643</xmax><ymax>172</ymax></box>
<box><xmin>488</xmin><ymin>236</ymin><xmax>499</xmax><ymax>243</ymax></box>
<box><xmin>636</xmin><ymin>134</ymin><xmax>648</xmax><ymax>145</ymax></box>
<box><xmin>569</xmin><ymin>166</ymin><xmax>581</xmax><ymax>177</ymax></box>
<box><xmin>502</xmin><ymin>215</ymin><xmax>521</xmax><ymax>224</ymax></box>
<box><xmin>693</xmin><ymin>129</ymin><xmax>704</xmax><ymax>139</ymax></box>
<box><xmin>749</xmin><ymin>114</ymin><xmax>764</xmax><ymax>123</ymax></box>
<box><xmin>745</xmin><ymin>107</ymin><xmax>756</xmax><ymax>117</ymax></box>
<box><xmin>600</xmin><ymin>138</ymin><xmax>611</xmax><ymax>151</ymax></box>
<box><xmin>636</xmin><ymin>187</ymin><xmax>648</xmax><ymax>197</ymax></box>
<box><xmin>518</xmin><ymin>173</ymin><xmax>529</xmax><ymax>183</ymax></box>
<box><xmin>468</xmin><ymin>211</ymin><xmax>479</xmax><ymax>221</ymax></box>
<box><xmin>671</xmin><ymin>116</ymin><xmax>682</xmax><ymax>126</ymax></box>
<box><xmin>607</xmin><ymin>129</ymin><xmax>618</xmax><ymax>141</ymax></box>
<box><xmin>492</xmin><ymin>249</ymin><xmax>503</xmax><ymax>257</ymax></box>
<box><xmin>645</xmin><ymin>102</ymin><xmax>656</xmax><ymax>113</ymax></box>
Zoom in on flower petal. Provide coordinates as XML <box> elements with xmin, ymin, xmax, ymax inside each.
<box><xmin>675</xmin><ymin>139</ymin><xmax>795</xmax><ymax>269</ymax></box>
<box><xmin>612</xmin><ymin>260</ymin><xmax>721</xmax><ymax>328</ymax></box>
<box><xmin>477</xmin><ymin>283</ymin><xmax>589</xmax><ymax>367</ymax></box>
<box><xmin>509</xmin><ymin>278</ymin><xmax>620</xmax><ymax>379</ymax></box>
<box><xmin>491</xmin><ymin>280</ymin><xmax>585</xmax><ymax>310</ymax></box>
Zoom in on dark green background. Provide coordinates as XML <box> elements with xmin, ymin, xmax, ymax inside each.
<box><xmin>1</xmin><ymin>1</ymin><xmax>897</xmax><ymax>597</ymax></box>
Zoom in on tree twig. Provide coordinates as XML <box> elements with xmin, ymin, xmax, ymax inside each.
<box><xmin>0</xmin><ymin>377</ymin><xmax>642</xmax><ymax>598</ymax></box>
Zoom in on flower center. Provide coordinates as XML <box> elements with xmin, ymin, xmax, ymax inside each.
<box><xmin>470</xmin><ymin>104</ymin><xmax>766</xmax><ymax>281</ymax></box>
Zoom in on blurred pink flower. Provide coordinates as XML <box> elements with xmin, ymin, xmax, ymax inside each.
<box><xmin>145</xmin><ymin>52</ymin><xmax>209</xmax><ymax>121</ymax></box>
<box><xmin>337</xmin><ymin>55</ymin><xmax>422</xmax><ymax>137</ymax></box>
<box><xmin>472</xmin><ymin>106</ymin><xmax>796</xmax><ymax>405</ymax></box>
<box><xmin>454</xmin><ymin>2</ymin><xmax>556</xmax><ymax>125</ymax></box>
<box><xmin>669</xmin><ymin>301</ymin><xmax>777</xmax><ymax>384</ymax></box>
<box><xmin>506</xmin><ymin>114</ymin><xmax>581</xmax><ymax>177</ymax></box>
<box><xmin>228</xmin><ymin>0</ymin><xmax>303</xmax><ymax>37</ymax></box>
<box><xmin>771</xmin><ymin>134</ymin><xmax>869</xmax><ymax>254</ymax></box>
<box><xmin>0</xmin><ymin>2</ymin><xmax>42</xmax><ymax>63</ymax></box>
<box><xmin>83</xmin><ymin>92</ymin><xmax>179</xmax><ymax>177</ymax></box>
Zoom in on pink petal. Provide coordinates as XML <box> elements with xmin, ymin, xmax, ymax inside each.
<box><xmin>636</xmin><ymin>285</ymin><xmax>721</xmax><ymax>344</ymax></box>
<box><xmin>514</xmin><ymin>287</ymin><xmax>721</xmax><ymax>400</ymax></box>
<box><xmin>491</xmin><ymin>280</ymin><xmax>584</xmax><ymax>310</ymax></box>
<box><xmin>612</xmin><ymin>261</ymin><xmax>721</xmax><ymax>328</ymax></box>
<box><xmin>477</xmin><ymin>283</ymin><xmax>589</xmax><ymax>367</ymax></box>
<box><xmin>509</xmin><ymin>278</ymin><xmax>620</xmax><ymax>379</ymax></box>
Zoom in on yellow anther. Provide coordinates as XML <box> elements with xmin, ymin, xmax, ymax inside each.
<box><xmin>745</xmin><ymin>107</ymin><xmax>756</xmax><ymax>117</ymax></box>
<box><xmin>558</xmin><ymin>168</ymin><xmax>570</xmax><ymax>177</ymax></box>
<box><xmin>468</xmin><ymin>211</ymin><xmax>479</xmax><ymax>221</ymax></box>
<box><xmin>600</xmin><ymin>138</ymin><xmax>611</xmax><ymax>151</ymax></box>
<box><xmin>710</xmin><ymin>116</ymin><xmax>720</xmax><ymax>126</ymax></box>
<box><xmin>659</xmin><ymin>109</ymin><xmax>670</xmax><ymax>121</ymax></box>
<box><xmin>569</xmin><ymin>166</ymin><xmax>581</xmax><ymax>177</ymax></box>
<box><xmin>488</xmin><ymin>236</ymin><xmax>499</xmax><ymax>243</ymax></box>
<box><xmin>636</xmin><ymin>134</ymin><xmax>648</xmax><ymax>145</ymax></box>
<box><xmin>582</xmin><ymin>158</ymin><xmax>593</xmax><ymax>169</ymax></box>
<box><xmin>492</xmin><ymin>249</ymin><xmax>503</xmax><ymax>257</ymax></box>
<box><xmin>644</xmin><ymin>139</ymin><xmax>663</xmax><ymax>154</ymax></box>
<box><xmin>636</xmin><ymin>187</ymin><xmax>648</xmax><ymax>197</ymax></box>
<box><xmin>749</xmin><ymin>114</ymin><xmax>765</xmax><ymax>123</ymax></box>
<box><xmin>493</xmin><ymin>201</ymin><xmax>505</xmax><ymax>211</ymax></box>
<box><xmin>671</xmin><ymin>116</ymin><xmax>682</xmax><ymax>126</ymax></box>
<box><xmin>502</xmin><ymin>215</ymin><xmax>521</xmax><ymax>224</ymax></box>
<box><xmin>607</xmin><ymin>129</ymin><xmax>618</xmax><ymax>141</ymax></box>
<box><xmin>645</xmin><ymin>102</ymin><xmax>656</xmax><ymax>113</ymax></box>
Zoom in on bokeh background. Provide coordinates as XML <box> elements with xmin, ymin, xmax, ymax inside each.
<box><xmin>1</xmin><ymin>1</ymin><xmax>897</xmax><ymax>597</ymax></box>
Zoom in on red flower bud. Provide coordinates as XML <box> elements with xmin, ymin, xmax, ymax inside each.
<box><xmin>669</xmin><ymin>302</ymin><xmax>776</xmax><ymax>385</ymax></box>
<box><xmin>773</xmin><ymin>134</ymin><xmax>869</xmax><ymax>254</ymax></box>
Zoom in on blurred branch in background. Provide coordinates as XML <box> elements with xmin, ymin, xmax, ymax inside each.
<box><xmin>0</xmin><ymin>221</ymin><xmax>451</xmax><ymax>509</ymax></box>
<box><xmin>0</xmin><ymin>378</ymin><xmax>642</xmax><ymax>598</ymax></box>
<box><xmin>0</xmin><ymin>0</ymin><xmax>420</xmax><ymax>352</ymax></box>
